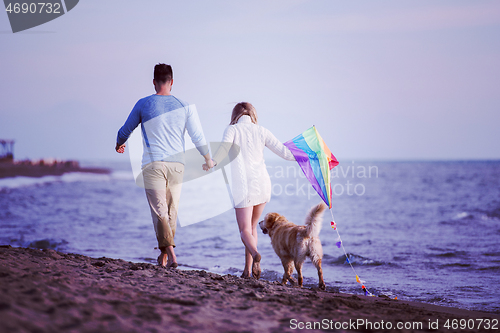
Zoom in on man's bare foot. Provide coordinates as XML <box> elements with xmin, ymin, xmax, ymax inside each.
<box><xmin>252</xmin><ymin>252</ymin><xmax>261</xmax><ymax>279</ymax></box>
<box><xmin>157</xmin><ymin>254</ymin><xmax>168</xmax><ymax>268</ymax></box>
<box><xmin>164</xmin><ymin>246</ymin><xmax>177</xmax><ymax>268</ymax></box>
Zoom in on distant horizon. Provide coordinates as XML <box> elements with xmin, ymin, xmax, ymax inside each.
<box><xmin>3</xmin><ymin>140</ymin><xmax>500</xmax><ymax>164</ymax></box>
<box><xmin>7</xmin><ymin>156</ymin><xmax>499</xmax><ymax>164</ymax></box>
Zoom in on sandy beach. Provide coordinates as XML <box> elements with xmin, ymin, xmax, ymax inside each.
<box><xmin>0</xmin><ymin>246</ymin><xmax>497</xmax><ymax>333</ymax></box>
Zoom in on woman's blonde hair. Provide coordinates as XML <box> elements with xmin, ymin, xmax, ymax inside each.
<box><xmin>230</xmin><ymin>102</ymin><xmax>258</xmax><ymax>125</ymax></box>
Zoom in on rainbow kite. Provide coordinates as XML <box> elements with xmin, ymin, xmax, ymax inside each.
<box><xmin>284</xmin><ymin>126</ymin><xmax>339</xmax><ymax>208</ymax></box>
<box><xmin>285</xmin><ymin>126</ymin><xmax>386</xmax><ymax>298</ymax></box>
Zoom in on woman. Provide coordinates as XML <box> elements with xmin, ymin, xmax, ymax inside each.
<box><xmin>204</xmin><ymin>102</ymin><xmax>295</xmax><ymax>279</ymax></box>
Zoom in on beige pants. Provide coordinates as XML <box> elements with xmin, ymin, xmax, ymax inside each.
<box><xmin>142</xmin><ymin>161</ymin><xmax>184</xmax><ymax>249</ymax></box>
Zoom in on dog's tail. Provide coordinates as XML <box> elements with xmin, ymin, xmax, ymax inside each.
<box><xmin>305</xmin><ymin>202</ymin><xmax>327</xmax><ymax>238</ymax></box>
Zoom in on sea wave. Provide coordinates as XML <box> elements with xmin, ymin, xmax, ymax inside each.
<box><xmin>452</xmin><ymin>212</ymin><xmax>475</xmax><ymax>220</ymax></box>
<box><xmin>28</xmin><ymin>238</ymin><xmax>69</xmax><ymax>251</ymax></box>
<box><xmin>429</xmin><ymin>251</ymin><xmax>468</xmax><ymax>258</ymax></box>
<box><xmin>441</xmin><ymin>210</ymin><xmax>500</xmax><ymax>225</ymax></box>
<box><xmin>323</xmin><ymin>253</ymin><xmax>387</xmax><ymax>266</ymax></box>
<box><xmin>4</xmin><ymin>238</ymin><xmax>70</xmax><ymax>251</ymax></box>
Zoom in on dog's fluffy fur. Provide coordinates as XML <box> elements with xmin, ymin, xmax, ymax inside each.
<box><xmin>259</xmin><ymin>203</ymin><xmax>326</xmax><ymax>289</ymax></box>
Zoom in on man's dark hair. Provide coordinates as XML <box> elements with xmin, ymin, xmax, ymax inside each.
<box><xmin>154</xmin><ymin>63</ymin><xmax>173</xmax><ymax>84</ymax></box>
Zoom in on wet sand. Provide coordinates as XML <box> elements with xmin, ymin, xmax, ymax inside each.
<box><xmin>0</xmin><ymin>246</ymin><xmax>497</xmax><ymax>333</ymax></box>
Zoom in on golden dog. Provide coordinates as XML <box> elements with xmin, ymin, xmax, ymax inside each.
<box><xmin>259</xmin><ymin>203</ymin><xmax>326</xmax><ymax>290</ymax></box>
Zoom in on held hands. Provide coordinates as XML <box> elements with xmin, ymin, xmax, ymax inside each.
<box><xmin>202</xmin><ymin>158</ymin><xmax>215</xmax><ymax>171</ymax></box>
<box><xmin>115</xmin><ymin>143</ymin><xmax>126</xmax><ymax>153</ymax></box>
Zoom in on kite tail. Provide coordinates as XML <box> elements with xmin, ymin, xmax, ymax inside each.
<box><xmin>305</xmin><ymin>202</ymin><xmax>326</xmax><ymax>238</ymax></box>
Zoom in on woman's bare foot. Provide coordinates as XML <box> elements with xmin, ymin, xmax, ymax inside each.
<box><xmin>241</xmin><ymin>271</ymin><xmax>251</xmax><ymax>278</ymax></box>
<box><xmin>252</xmin><ymin>252</ymin><xmax>261</xmax><ymax>279</ymax></box>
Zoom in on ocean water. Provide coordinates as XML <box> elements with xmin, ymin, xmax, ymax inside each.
<box><xmin>0</xmin><ymin>160</ymin><xmax>499</xmax><ymax>313</ymax></box>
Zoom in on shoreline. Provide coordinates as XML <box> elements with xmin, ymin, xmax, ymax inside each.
<box><xmin>0</xmin><ymin>246</ymin><xmax>498</xmax><ymax>332</ymax></box>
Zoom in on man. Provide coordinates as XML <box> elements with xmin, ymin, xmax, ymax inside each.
<box><xmin>115</xmin><ymin>63</ymin><xmax>213</xmax><ymax>268</ymax></box>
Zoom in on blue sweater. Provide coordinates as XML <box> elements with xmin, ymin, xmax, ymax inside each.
<box><xmin>117</xmin><ymin>94</ymin><xmax>209</xmax><ymax>167</ymax></box>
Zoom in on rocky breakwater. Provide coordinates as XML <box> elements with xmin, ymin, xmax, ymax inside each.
<box><xmin>0</xmin><ymin>158</ymin><xmax>110</xmax><ymax>179</ymax></box>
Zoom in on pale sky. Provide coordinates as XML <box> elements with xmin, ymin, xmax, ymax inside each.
<box><xmin>1</xmin><ymin>0</ymin><xmax>499</xmax><ymax>161</ymax></box>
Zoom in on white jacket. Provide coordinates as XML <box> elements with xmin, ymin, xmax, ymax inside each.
<box><xmin>213</xmin><ymin>115</ymin><xmax>295</xmax><ymax>208</ymax></box>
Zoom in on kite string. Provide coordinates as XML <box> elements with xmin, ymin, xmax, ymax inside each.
<box><xmin>329</xmin><ymin>208</ymin><xmax>374</xmax><ymax>296</ymax></box>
